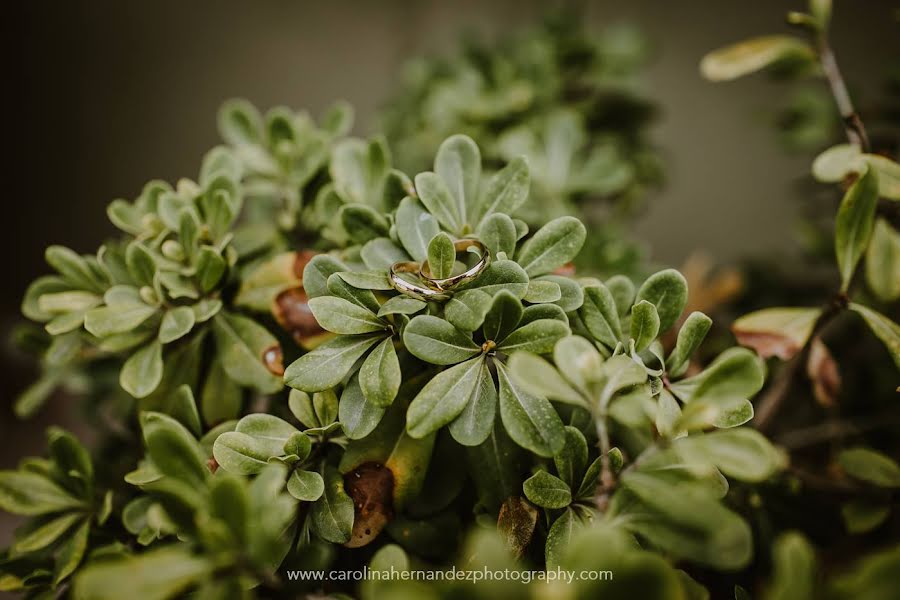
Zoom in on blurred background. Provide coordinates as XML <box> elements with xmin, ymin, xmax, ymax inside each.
<box><xmin>2</xmin><ymin>0</ymin><xmax>898</xmax><ymax>547</ymax></box>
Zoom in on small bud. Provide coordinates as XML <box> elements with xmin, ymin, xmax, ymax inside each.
<box><xmin>161</xmin><ymin>240</ymin><xmax>185</xmax><ymax>262</ymax></box>
<box><xmin>139</xmin><ymin>286</ymin><xmax>159</xmax><ymax>305</ymax></box>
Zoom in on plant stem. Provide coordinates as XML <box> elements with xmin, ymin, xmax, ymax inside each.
<box><xmin>753</xmin><ymin>293</ymin><xmax>847</xmax><ymax>432</ymax></box>
<box><xmin>594</xmin><ymin>413</ymin><xmax>615</xmax><ymax>511</ymax></box>
<box><xmin>815</xmin><ymin>32</ymin><xmax>870</xmax><ymax>152</ymax></box>
<box><xmin>777</xmin><ymin>410</ymin><xmax>900</xmax><ymax>450</ymax></box>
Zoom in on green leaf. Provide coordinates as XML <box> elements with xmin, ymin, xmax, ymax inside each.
<box><xmin>483</xmin><ymin>290</ymin><xmax>523</xmax><ymax>343</ymax></box>
<box><xmin>54</xmin><ymin>517</ymin><xmax>90</xmax><ymax>584</ymax></box>
<box><xmin>120</xmin><ymin>340</ymin><xmax>164</xmax><ymax>398</ymax></box>
<box><xmin>0</xmin><ymin>471</ymin><xmax>83</xmax><ymax>516</ymax></box>
<box><xmin>553</xmin><ymin>335</ymin><xmax>604</xmax><ymax>393</ymax></box>
<box><xmin>395</xmin><ymin>197</ymin><xmax>439</xmax><ymax>262</ymax></box>
<box><xmin>327</xmin><ymin>272</ymin><xmax>380</xmax><ymax>314</ymax></box>
<box><xmin>523</xmin><ymin>279</ymin><xmax>561</xmax><ymax>303</ymax></box>
<box><xmin>341</xmin><ymin>204</ymin><xmax>390</xmax><ymax>244</ymax></box>
<box><xmin>212</xmin><ymin>312</ymin><xmax>282</xmax><ymax>393</ymax></box>
<box><xmin>126</xmin><ymin>242</ymin><xmax>157</xmax><ymax>287</ymax></box>
<box><xmin>863</xmin><ymin>154</ymin><xmax>900</xmax><ymax>200</ymax></box>
<box><xmin>195</xmin><ymin>246</ymin><xmax>226</xmax><ymax>293</ymax></box>
<box><xmin>142</xmin><ymin>412</ymin><xmax>208</xmax><ymax>485</ymax></box>
<box><xmin>336</xmin><ymin>270</ymin><xmax>392</xmax><ymax>291</ymax></box>
<box><xmin>541</xmin><ymin>275</ymin><xmax>584</xmax><ymax>312</ymax></box>
<box><xmin>448</xmin><ymin>358</ymin><xmax>497</xmax><ymax>446</ymax></box>
<box><xmin>73</xmin><ymin>545</ymin><xmax>213</xmax><ymax>600</ymax></box>
<box><xmin>679</xmin><ymin>428</ymin><xmax>783</xmax><ymax>482</ymax></box>
<box><xmin>835</xmin><ymin>168</ymin><xmax>879</xmax><ymax>292</ymax></box>
<box><xmin>218</xmin><ymin>98</ymin><xmax>262</xmax><ymax>145</ymax></box>
<box><xmin>596</xmin><ymin>355</ymin><xmax>648</xmax><ymax>407</ymax></box>
<box><xmin>201</xmin><ymin>357</ymin><xmax>242</xmax><ymax>426</ymax></box>
<box><xmin>545</xmin><ymin>508</ymin><xmax>578</xmax><ymax>569</ymax></box>
<box><xmin>842</xmin><ymin>499</ymin><xmax>890</xmax><ymax>534</ymax></box>
<box><xmin>237</xmin><ymin>413</ymin><xmax>300</xmax><ymax>453</ymax></box>
<box><xmin>579</xmin><ymin>283</ymin><xmax>622</xmax><ymax>349</ymax></box>
<box><xmin>620</xmin><ymin>472</ymin><xmax>753</xmax><ymax>570</ymax></box>
<box><xmin>360</xmin><ymin>237</ymin><xmax>409</xmax><ymax>271</ymax></box>
<box><xmin>339</xmin><ymin>374</ymin><xmax>386</xmax><ymax>439</ymax></box>
<box><xmin>477</xmin><ymin>156</ymin><xmax>530</xmax><ymax>224</ymax></box>
<box><xmin>865</xmin><ymin>219</ymin><xmax>900</xmax><ymax>302</ymax></box>
<box><xmin>849</xmin><ymin>303</ymin><xmax>900</xmax><ymax>369</ymax></box>
<box><xmin>377</xmin><ymin>295</ymin><xmax>427</xmax><ymax>318</ymax></box>
<box><xmin>427</xmin><ymin>232</ymin><xmax>456</xmax><ymax>280</ymax></box>
<box><xmin>359</xmin><ymin>337</ymin><xmax>401</xmax><ymax>407</ymax></box>
<box><xmin>407</xmin><ymin>357</ymin><xmax>484</xmax><ymax>438</ymax></box>
<box><xmin>606</xmin><ymin>275</ymin><xmax>636</xmax><ymax>317</ymax></box>
<box><xmin>838</xmin><ymin>447</ymin><xmax>900</xmax><ymax>488</ymax></box>
<box><xmin>302</xmin><ymin>254</ymin><xmax>348</xmax><ymax>299</ymax></box>
<box><xmin>669</xmin><ymin>348</ymin><xmax>765</xmax><ymax>403</ymax></box>
<box><xmin>700</xmin><ymin>35</ymin><xmax>813</xmax><ymax>81</ymax></box>
<box><xmin>213</xmin><ymin>432</ymin><xmax>276</xmax><ymax>475</ymax></box>
<box><xmin>497</xmin><ymin>363</ymin><xmax>565</xmax><ymax>457</ymax></box>
<box><xmin>636</xmin><ymin>269</ymin><xmax>688</xmax><ymax>333</ymax></box>
<box><xmin>45</xmin><ymin>246</ymin><xmax>105</xmax><ymax>293</ymax></box>
<box><xmin>812</xmin><ymin>143</ymin><xmax>864</xmax><ymax>182</ymax></box>
<box><xmin>667</xmin><ymin>312</ymin><xmax>713</xmax><ymax>377</ymax></box>
<box><xmin>496</xmin><ymin>319</ymin><xmax>569</xmax><ymax>354</ymax></box>
<box><xmin>444</xmin><ymin>289</ymin><xmax>492</xmax><ymax>331</ymax></box>
<box><xmin>310</xmin><ymin>467</ymin><xmax>354</xmax><ymax>544</ymax></box>
<box><xmin>403</xmin><ymin>315</ymin><xmax>481</xmax><ymax>365</ymax></box>
<box><xmin>631</xmin><ymin>300</ymin><xmax>660</xmax><ymax>352</ymax></box>
<box><xmin>84</xmin><ymin>303</ymin><xmax>157</xmax><ymax>338</ymax></box>
<box><xmin>308</xmin><ymin>295</ymin><xmax>386</xmax><ymax>335</ymax></box>
<box><xmin>288</xmin><ymin>470</ymin><xmax>325</xmax><ymax>502</ymax></box>
<box><xmin>508</xmin><ymin>351</ymin><xmax>585</xmax><ymax>406</ymax></box>
<box><xmin>436</xmin><ymin>134</ymin><xmax>480</xmax><ymax>226</ymax></box>
<box><xmin>461</xmin><ymin>259</ymin><xmax>529</xmax><ymax>297</ymax></box>
<box><xmin>47</xmin><ymin>427</ymin><xmax>94</xmax><ymax>487</ymax></box>
<box><xmin>515</xmin><ymin>216</ymin><xmax>586</xmax><ymax>277</ymax></box>
<box><xmin>523</xmin><ymin>470</ymin><xmax>571</xmax><ymax>509</ymax></box>
<box><xmin>554</xmin><ymin>426</ymin><xmax>589</xmax><ymax>488</ymax></box>
<box><xmin>285</xmin><ymin>334</ymin><xmax>381</xmax><ymax>391</ymax></box>
<box><xmin>477</xmin><ymin>213</ymin><xmax>517</xmax><ymax>258</ymax></box>
<box><xmin>415</xmin><ymin>172</ymin><xmax>462</xmax><ymax>233</ymax></box>
<box><xmin>12</xmin><ymin>512</ymin><xmax>82</xmax><ymax>554</ymax></box>
<box><xmin>158</xmin><ymin>306</ymin><xmax>195</xmax><ymax>344</ymax></box>
<box><xmin>766</xmin><ymin>532</ymin><xmax>817</xmax><ymax>600</ymax></box>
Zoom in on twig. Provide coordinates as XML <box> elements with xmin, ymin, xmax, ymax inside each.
<box><xmin>594</xmin><ymin>415</ymin><xmax>615</xmax><ymax>511</ymax></box>
<box><xmin>777</xmin><ymin>410</ymin><xmax>900</xmax><ymax>450</ymax></box>
<box><xmin>815</xmin><ymin>35</ymin><xmax>870</xmax><ymax>152</ymax></box>
<box><xmin>753</xmin><ymin>294</ymin><xmax>847</xmax><ymax>432</ymax></box>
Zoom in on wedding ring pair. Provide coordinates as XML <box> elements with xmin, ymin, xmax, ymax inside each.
<box><xmin>389</xmin><ymin>239</ymin><xmax>490</xmax><ymax>301</ymax></box>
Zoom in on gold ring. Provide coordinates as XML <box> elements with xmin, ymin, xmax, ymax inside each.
<box><xmin>388</xmin><ymin>262</ymin><xmax>451</xmax><ymax>302</ymax></box>
<box><xmin>419</xmin><ymin>239</ymin><xmax>491</xmax><ymax>291</ymax></box>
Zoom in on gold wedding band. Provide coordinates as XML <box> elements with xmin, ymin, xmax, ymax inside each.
<box><xmin>419</xmin><ymin>239</ymin><xmax>491</xmax><ymax>291</ymax></box>
<box><xmin>388</xmin><ymin>261</ymin><xmax>451</xmax><ymax>301</ymax></box>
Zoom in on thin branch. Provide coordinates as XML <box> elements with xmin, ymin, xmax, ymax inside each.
<box><xmin>815</xmin><ymin>34</ymin><xmax>870</xmax><ymax>152</ymax></box>
<box><xmin>594</xmin><ymin>415</ymin><xmax>615</xmax><ymax>511</ymax></box>
<box><xmin>753</xmin><ymin>294</ymin><xmax>846</xmax><ymax>432</ymax></box>
<box><xmin>777</xmin><ymin>410</ymin><xmax>900</xmax><ymax>450</ymax></box>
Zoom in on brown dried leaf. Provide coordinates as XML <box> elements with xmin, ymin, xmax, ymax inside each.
<box><xmin>732</xmin><ymin>307</ymin><xmax>821</xmax><ymax>360</ymax></box>
<box><xmin>272</xmin><ymin>287</ymin><xmax>329</xmax><ymax>349</ymax></box>
<box><xmin>806</xmin><ymin>338</ymin><xmax>841</xmax><ymax>407</ymax></box>
<box><xmin>497</xmin><ymin>496</ymin><xmax>538</xmax><ymax>559</ymax></box>
<box><xmin>343</xmin><ymin>462</ymin><xmax>394</xmax><ymax>548</ymax></box>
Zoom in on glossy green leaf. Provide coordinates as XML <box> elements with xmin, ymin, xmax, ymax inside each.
<box><xmin>865</xmin><ymin>219</ymin><xmax>900</xmax><ymax>302</ymax></box>
<box><xmin>395</xmin><ymin>197</ymin><xmax>440</xmax><ymax>262</ymax></box>
<box><xmin>415</xmin><ymin>172</ymin><xmax>462</xmax><ymax>233</ymax></box>
<box><xmin>120</xmin><ymin>340</ymin><xmax>164</xmax><ymax>398</ymax></box>
<box><xmin>448</xmin><ymin>358</ymin><xmax>498</xmax><ymax>446</ymax></box>
<box><xmin>507</xmin><ymin>351</ymin><xmax>585</xmax><ymax>407</ymax></box>
<box><xmin>850</xmin><ymin>303</ymin><xmax>900</xmax><ymax>369</ymax></box>
<box><xmin>359</xmin><ymin>337</ymin><xmax>401</xmax><ymax>407</ymax></box>
<box><xmin>516</xmin><ymin>216</ymin><xmax>586</xmax><ymax>277</ymax></box>
<box><xmin>497</xmin><ymin>319</ymin><xmax>569</xmax><ymax>354</ymax></box>
<box><xmin>212</xmin><ymin>312</ymin><xmax>282</xmax><ymax>393</ymax></box>
<box><xmin>284</xmin><ymin>334</ymin><xmax>381</xmax><ymax>392</ymax></box>
<box><xmin>669</xmin><ymin>348</ymin><xmax>765</xmax><ymax>403</ymax></box>
<box><xmin>444</xmin><ymin>289</ymin><xmax>492</xmax><ymax>331</ymax></box>
<box><xmin>766</xmin><ymin>532</ymin><xmax>817</xmax><ymax>600</ymax></box>
<box><xmin>287</xmin><ymin>470</ymin><xmax>325</xmax><ymax>502</ymax></box>
<box><xmin>631</xmin><ymin>300</ymin><xmax>660</xmax><ymax>352</ymax></box>
<box><xmin>523</xmin><ymin>470</ymin><xmax>571</xmax><ymax>509</ymax></box>
<box><xmin>838</xmin><ymin>447</ymin><xmax>900</xmax><ymax>488</ymax></box>
<box><xmin>580</xmin><ymin>283</ymin><xmax>622</xmax><ymax>349</ymax></box>
<box><xmin>308</xmin><ymin>295</ymin><xmax>386</xmax><ymax>335</ymax></box>
<box><xmin>477</xmin><ymin>156</ymin><xmax>530</xmax><ymax>224</ymax></box>
<box><xmin>636</xmin><ymin>269</ymin><xmax>688</xmax><ymax>333</ymax></box>
<box><xmin>403</xmin><ymin>315</ymin><xmax>481</xmax><ymax>365</ymax></box>
<box><xmin>436</xmin><ymin>134</ymin><xmax>480</xmax><ymax>225</ymax></box>
<box><xmin>667</xmin><ymin>312</ymin><xmax>713</xmax><ymax>377</ymax></box>
<box><xmin>159</xmin><ymin>306</ymin><xmax>195</xmax><ymax>344</ymax></box>
<box><xmin>407</xmin><ymin>357</ymin><xmax>484</xmax><ymax>438</ymax></box>
<box><xmin>477</xmin><ymin>213</ymin><xmax>517</xmax><ymax>259</ymax></box>
<box><xmin>497</xmin><ymin>363</ymin><xmax>565</xmax><ymax>457</ymax></box>
<box><xmin>339</xmin><ymin>374</ymin><xmax>386</xmax><ymax>439</ymax></box>
<box><xmin>700</xmin><ymin>35</ymin><xmax>813</xmax><ymax>81</ymax></box>
<box><xmin>835</xmin><ymin>168</ymin><xmax>879</xmax><ymax>292</ymax></box>
<box><xmin>427</xmin><ymin>232</ymin><xmax>456</xmax><ymax>280</ymax></box>
<box><xmin>310</xmin><ymin>467</ymin><xmax>354</xmax><ymax>544</ymax></box>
